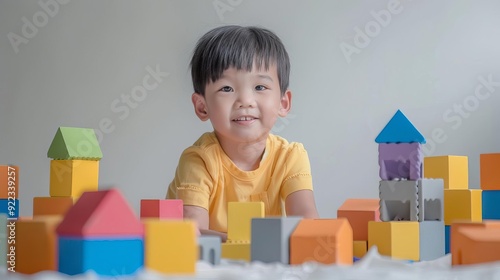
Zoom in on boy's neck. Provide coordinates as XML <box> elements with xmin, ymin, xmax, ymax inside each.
<box><xmin>215</xmin><ymin>133</ymin><xmax>268</xmax><ymax>171</ymax></box>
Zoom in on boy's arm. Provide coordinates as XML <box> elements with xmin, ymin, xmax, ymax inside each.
<box><xmin>184</xmin><ymin>205</ymin><xmax>228</xmax><ymax>242</ymax></box>
<box><xmin>285</xmin><ymin>189</ymin><xmax>319</xmax><ymax>218</ymax></box>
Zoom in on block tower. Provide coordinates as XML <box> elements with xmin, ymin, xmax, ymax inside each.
<box><xmin>33</xmin><ymin>127</ymin><xmax>102</xmax><ymax>216</ymax></box>
<box><xmin>424</xmin><ymin>155</ymin><xmax>480</xmax><ymax>253</ymax></box>
<box><xmin>369</xmin><ymin>110</ymin><xmax>445</xmax><ymax>261</ymax></box>
<box><xmin>0</xmin><ymin>165</ymin><xmax>19</xmax><ymax>219</ymax></box>
<box><xmin>480</xmin><ymin>153</ymin><xmax>500</xmax><ymax>220</ymax></box>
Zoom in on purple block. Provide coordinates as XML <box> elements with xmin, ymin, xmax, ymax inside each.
<box><xmin>379</xmin><ymin>143</ymin><xmax>422</xmax><ymax>180</ymax></box>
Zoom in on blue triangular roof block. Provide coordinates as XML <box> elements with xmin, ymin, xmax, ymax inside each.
<box><xmin>375</xmin><ymin>110</ymin><xmax>426</xmax><ymax>144</ymax></box>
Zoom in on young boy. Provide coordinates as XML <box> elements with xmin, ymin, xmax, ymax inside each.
<box><xmin>167</xmin><ymin>25</ymin><xmax>318</xmax><ymax>241</ymax></box>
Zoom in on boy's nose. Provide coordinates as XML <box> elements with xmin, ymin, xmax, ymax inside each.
<box><xmin>236</xmin><ymin>90</ymin><xmax>256</xmax><ymax>108</ymax></box>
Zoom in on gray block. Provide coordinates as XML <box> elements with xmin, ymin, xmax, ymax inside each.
<box><xmin>251</xmin><ymin>217</ymin><xmax>302</xmax><ymax>264</ymax></box>
<box><xmin>198</xmin><ymin>236</ymin><xmax>221</xmax><ymax>265</ymax></box>
<box><xmin>379</xmin><ymin>179</ymin><xmax>444</xmax><ymax>222</ymax></box>
<box><xmin>379</xmin><ymin>180</ymin><xmax>419</xmax><ymax>221</ymax></box>
<box><xmin>417</xmin><ymin>179</ymin><xmax>444</xmax><ymax>222</ymax></box>
<box><xmin>419</xmin><ymin>221</ymin><xmax>445</xmax><ymax>261</ymax></box>
<box><xmin>0</xmin><ymin>214</ymin><xmax>7</xmax><ymax>270</ymax></box>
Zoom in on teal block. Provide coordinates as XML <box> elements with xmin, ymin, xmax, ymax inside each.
<box><xmin>58</xmin><ymin>237</ymin><xmax>143</xmax><ymax>276</ymax></box>
<box><xmin>482</xmin><ymin>190</ymin><xmax>500</xmax><ymax>219</ymax></box>
<box><xmin>445</xmin><ymin>225</ymin><xmax>450</xmax><ymax>254</ymax></box>
<box><xmin>0</xmin><ymin>199</ymin><xmax>19</xmax><ymax>219</ymax></box>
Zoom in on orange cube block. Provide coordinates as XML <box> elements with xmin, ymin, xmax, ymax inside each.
<box><xmin>290</xmin><ymin>218</ymin><xmax>353</xmax><ymax>265</ymax></box>
<box><xmin>480</xmin><ymin>154</ymin><xmax>500</xmax><ymax>190</ymax></box>
<box><xmin>16</xmin><ymin>216</ymin><xmax>62</xmax><ymax>274</ymax></box>
<box><xmin>450</xmin><ymin>221</ymin><xmax>500</xmax><ymax>266</ymax></box>
<box><xmin>33</xmin><ymin>197</ymin><xmax>74</xmax><ymax>217</ymax></box>
<box><xmin>337</xmin><ymin>199</ymin><xmax>380</xmax><ymax>241</ymax></box>
<box><xmin>453</xmin><ymin>226</ymin><xmax>500</xmax><ymax>265</ymax></box>
<box><xmin>0</xmin><ymin>165</ymin><xmax>19</xmax><ymax>199</ymax></box>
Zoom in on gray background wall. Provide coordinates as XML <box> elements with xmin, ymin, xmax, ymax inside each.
<box><xmin>1</xmin><ymin>0</ymin><xmax>499</xmax><ymax>217</ymax></box>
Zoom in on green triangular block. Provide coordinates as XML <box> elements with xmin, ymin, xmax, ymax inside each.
<box><xmin>47</xmin><ymin>127</ymin><xmax>103</xmax><ymax>160</ymax></box>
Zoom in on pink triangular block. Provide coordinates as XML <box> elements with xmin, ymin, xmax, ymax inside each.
<box><xmin>56</xmin><ymin>188</ymin><xmax>144</xmax><ymax>237</ymax></box>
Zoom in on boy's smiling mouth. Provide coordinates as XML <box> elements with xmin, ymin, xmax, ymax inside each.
<box><xmin>232</xmin><ymin>115</ymin><xmax>258</xmax><ymax>124</ymax></box>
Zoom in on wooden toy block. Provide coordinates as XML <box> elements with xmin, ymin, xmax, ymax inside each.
<box><xmin>198</xmin><ymin>236</ymin><xmax>221</xmax><ymax>265</ymax></box>
<box><xmin>0</xmin><ymin>214</ymin><xmax>7</xmax><ymax>270</ymax></box>
<box><xmin>445</xmin><ymin>225</ymin><xmax>450</xmax><ymax>254</ymax></box>
<box><xmin>58</xmin><ymin>237</ymin><xmax>143</xmax><ymax>276</ymax></box>
<box><xmin>424</xmin><ymin>155</ymin><xmax>468</xmax><ymax>189</ymax></box>
<box><xmin>50</xmin><ymin>160</ymin><xmax>99</xmax><ymax>198</ymax></box>
<box><xmin>0</xmin><ymin>165</ymin><xmax>19</xmax><ymax>199</ymax></box>
<box><xmin>453</xmin><ymin>227</ymin><xmax>500</xmax><ymax>266</ymax></box>
<box><xmin>480</xmin><ymin>153</ymin><xmax>500</xmax><ymax>190</ymax></box>
<box><xmin>140</xmin><ymin>199</ymin><xmax>183</xmax><ymax>219</ymax></box>
<box><xmin>482</xmin><ymin>190</ymin><xmax>500</xmax><ymax>219</ymax></box>
<box><xmin>337</xmin><ymin>198</ymin><xmax>380</xmax><ymax>241</ymax></box>
<box><xmin>16</xmin><ymin>216</ymin><xmax>62</xmax><ymax>274</ymax></box>
<box><xmin>227</xmin><ymin>202</ymin><xmax>264</xmax><ymax>242</ymax></box>
<box><xmin>378</xmin><ymin>143</ymin><xmax>422</xmax><ymax>180</ymax></box>
<box><xmin>368</xmin><ymin>221</ymin><xmax>419</xmax><ymax>261</ymax></box>
<box><xmin>444</xmin><ymin>189</ymin><xmax>482</xmax><ymax>225</ymax></box>
<box><xmin>221</xmin><ymin>242</ymin><xmax>251</xmax><ymax>262</ymax></box>
<box><xmin>290</xmin><ymin>218</ymin><xmax>353</xmax><ymax>265</ymax></box>
<box><xmin>379</xmin><ymin>180</ymin><xmax>418</xmax><ymax>221</ymax></box>
<box><xmin>56</xmin><ymin>188</ymin><xmax>144</xmax><ymax>237</ymax></box>
<box><xmin>0</xmin><ymin>199</ymin><xmax>19</xmax><ymax>219</ymax></box>
<box><xmin>47</xmin><ymin>127</ymin><xmax>103</xmax><ymax>160</ymax></box>
<box><xmin>33</xmin><ymin>197</ymin><xmax>74</xmax><ymax>217</ymax></box>
<box><xmin>251</xmin><ymin>217</ymin><xmax>302</xmax><ymax>264</ymax></box>
<box><xmin>450</xmin><ymin>221</ymin><xmax>500</xmax><ymax>265</ymax></box>
<box><xmin>143</xmin><ymin>219</ymin><xmax>197</xmax><ymax>274</ymax></box>
<box><xmin>419</xmin><ymin>221</ymin><xmax>445</xmax><ymax>261</ymax></box>
<box><xmin>353</xmin><ymin>240</ymin><xmax>368</xmax><ymax>259</ymax></box>
<box><xmin>375</xmin><ymin>110</ymin><xmax>426</xmax><ymax>144</ymax></box>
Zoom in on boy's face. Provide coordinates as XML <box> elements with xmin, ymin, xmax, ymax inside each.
<box><xmin>192</xmin><ymin>64</ymin><xmax>291</xmax><ymax>144</ymax></box>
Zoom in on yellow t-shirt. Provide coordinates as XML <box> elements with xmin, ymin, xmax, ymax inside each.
<box><xmin>167</xmin><ymin>132</ymin><xmax>313</xmax><ymax>233</ymax></box>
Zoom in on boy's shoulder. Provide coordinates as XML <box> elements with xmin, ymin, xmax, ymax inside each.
<box><xmin>269</xmin><ymin>134</ymin><xmax>307</xmax><ymax>153</ymax></box>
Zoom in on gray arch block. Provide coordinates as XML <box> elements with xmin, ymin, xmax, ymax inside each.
<box><xmin>198</xmin><ymin>236</ymin><xmax>221</xmax><ymax>265</ymax></box>
<box><xmin>379</xmin><ymin>179</ymin><xmax>444</xmax><ymax>222</ymax></box>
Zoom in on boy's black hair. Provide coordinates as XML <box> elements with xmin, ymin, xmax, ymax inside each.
<box><xmin>190</xmin><ymin>25</ymin><xmax>290</xmax><ymax>96</ymax></box>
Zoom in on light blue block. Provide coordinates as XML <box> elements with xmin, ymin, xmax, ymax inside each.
<box><xmin>419</xmin><ymin>221</ymin><xmax>445</xmax><ymax>261</ymax></box>
<box><xmin>198</xmin><ymin>236</ymin><xmax>221</xmax><ymax>265</ymax></box>
<box><xmin>482</xmin><ymin>190</ymin><xmax>500</xmax><ymax>219</ymax></box>
<box><xmin>445</xmin><ymin>225</ymin><xmax>450</xmax><ymax>254</ymax></box>
<box><xmin>58</xmin><ymin>237</ymin><xmax>143</xmax><ymax>276</ymax></box>
<box><xmin>0</xmin><ymin>199</ymin><xmax>19</xmax><ymax>219</ymax></box>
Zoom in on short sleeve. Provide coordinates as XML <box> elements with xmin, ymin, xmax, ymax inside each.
<box><xmin>280</xmin><ymin>144</ymin><xmax>313</xmax><ymax>200</ymax></box>
<box><xmin>167</xmin><ymin>148</ymin><xmax>214</xmax><ymax>210</ymax></box>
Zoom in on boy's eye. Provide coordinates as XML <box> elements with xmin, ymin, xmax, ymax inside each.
<box><xmin>220</xmin><ymin>86</ymin><xmax>233</xmax><ymax>92</ymax></box>
<box><xmin>255</xmin><ymin>85</ymin><xmax>267</xmax><ymax>91</ymax></box>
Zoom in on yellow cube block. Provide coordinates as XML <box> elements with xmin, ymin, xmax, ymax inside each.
<box><xmin>353</xmin><ymin>240</ymin><xmax>368</xmax><ymax>259</ymax></box>
<box><xmin>227</xmin><ymin>202</ymin><xmax>264</xmax><ymax>241</ymax></box>
<box><xmin>444</xmin><ymin>189</ymin><xmax>482</xmax><ymax>225</ymax></box>
<box><xmin>221</xmin><ymin>241</ymin><xmax>251</xmax><ymax>262</ymax></box>
<box><xmin>424</xmin><ymin>156</ymin><xmax>468</xmax><ymax>189</ymax></box>
<box><xmin>368</xmin><ymin>221</ymin><xmax>420</xmax><ymax>261</ymax></box>
<box><xmin>143</xmin><ymin>220</ymin><xmax>197</xmax><ymax>274</ymax></box>
<box><xmin>50</xmin><ymin>160</ymin><xmax>99</xmax><ymax>198</ymax></box>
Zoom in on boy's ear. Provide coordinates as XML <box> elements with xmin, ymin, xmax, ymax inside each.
<box><xmin>192</xmin><ymin>93</ymin><xmax>209</xmax><ymax>121</ymax></box>
<box><xmin>278</xmin><ymin>90</ymin><xmax>292</xmax><ymax>117</ymax></box>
